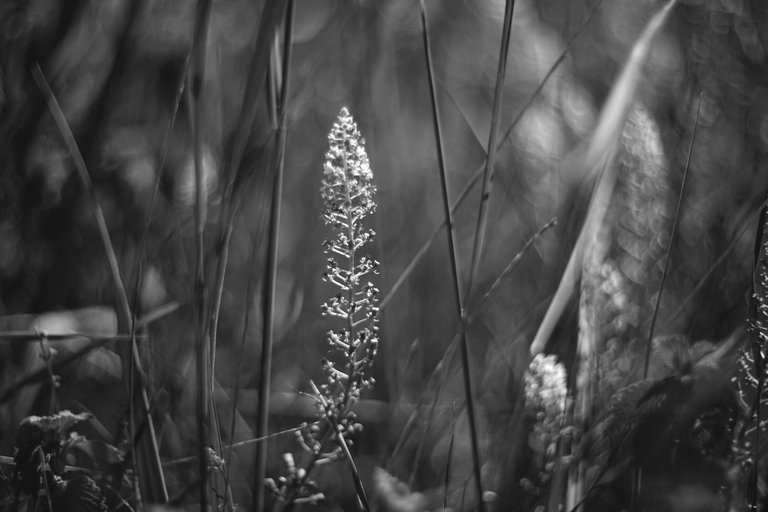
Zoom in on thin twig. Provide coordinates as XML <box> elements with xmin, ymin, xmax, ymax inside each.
<box><xmin>470</xmin><ymin>218</ymin><xmax>557</xmax><ymax>316</ymax></box>
<box><xmin>164</xmin><ymin>423</ymin><xmax>320</xmax><ymax>467</ymax></box>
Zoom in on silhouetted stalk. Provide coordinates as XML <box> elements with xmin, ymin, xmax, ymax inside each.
<box><xmin>254</xmin><ymin>3</ymin><xmax>295</xmax><ymax>510</ymax></box>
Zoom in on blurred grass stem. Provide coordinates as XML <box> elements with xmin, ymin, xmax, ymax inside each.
<box><xmin>255</xmin><ymin>2</ymin><xmax>295</xmax><ymax>510</ymax></box>
<box><xmin>190</xmin><ymin>0</ymin><xmax>214</xmax><ymax>507</ymax></box>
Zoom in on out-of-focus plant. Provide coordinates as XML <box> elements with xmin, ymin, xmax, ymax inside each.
<box><xmin>266</xmin><ymin>107</ymin><xmax>379</xmax><ymax>510</ymax></box>
<box><xmin>520</xmin><ymin>354</ymin><xmax>571</xmax><ymax>502</ymax></box>
<box><xmin>9</xmin><ymin>410</ymin><xmax>109</xmax><ymax>512</ymax></box>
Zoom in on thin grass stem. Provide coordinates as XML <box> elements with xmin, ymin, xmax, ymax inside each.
<box><xmin>642</xmin><ymin>93</ymin><xmax>701</xmax><ymax>378</ymax></box>
<box><xmin>421</xmin><ymin>3</ymin><xmax>493</xmax><ymax>507</ymax></box>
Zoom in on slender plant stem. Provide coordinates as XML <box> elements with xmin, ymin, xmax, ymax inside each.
<box><xmin>466</xmin><ymin>0</ymin><xmax>516</xmax><ymax>294</ymax></box>
<box><xmin>421</xmin><ymin>3</ymin><xmax>487</xmax><ymax>507</ymax></box>
<box><xmin>464</xmin><ymin>0</ymin><xmax>517</xmax><ymax>506</ymax></box>
<box><xmin>337</xmin><ymin>433</ymin><xmax>370</xmax><ymax>512</ymax></box>
<box><xmin>190</xmin><ymin>0</ymin><xmax>214</xmax><ymax>507</ymax></box>
<box><xmin>255</xmin><ymin>3</ymin><xmax>295</xmax><ymax>510</ymax></box>
<box><xmin>470</xmin><ymin>219</ymin><xmax>556</xmax><ymax>316</ymax></box>
<box><xmin>642</xmin><ymin>93</ymin><xmax>701</xmax><ymax>379</ymax></box>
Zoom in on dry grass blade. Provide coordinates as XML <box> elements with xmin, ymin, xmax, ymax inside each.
<box><xmin>529</xmin><ymin>0</ymin><xmax>678</xmax><ymax>356</ymax></box>
<box><xmin>254</xmin><ymin>2</ymin><xmax>295</xmax><ymax>510</ymax></box>
<box><xmin>31</xmin><ymin>63</ymin><xmax>169</xmax><ymax>504</ymax></box>
<box><xmin>642</xmin><ymin>93</ymin><xmax>701</xmax><ymax>378</ymax></box>
<box><xmin>29</xmin><ymin>69</ymin><xmax>132</xmax><ymax>377</ymax></box>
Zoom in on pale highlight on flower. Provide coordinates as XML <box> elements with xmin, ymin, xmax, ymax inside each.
<box><xmin>318</xmin><ymin>107</ymin><xmax>380</xmax><ymax>435</ymax></box>
<box><xmin>522</xmin><ymin>354</ymin><xmax>571</xmax><ymax>495</ymax></box>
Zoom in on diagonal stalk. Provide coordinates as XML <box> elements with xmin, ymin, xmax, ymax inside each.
<box><xmin>31</xmin><ymin>63</ymin><xmax>169</xmax><ymax>504</ymax></box>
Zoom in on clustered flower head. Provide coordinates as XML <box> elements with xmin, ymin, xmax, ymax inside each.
<box><xmin>319</xmin><ymin>106</ymin><xmax>379</xmax><ymax>435</ymax></box>
<box><xmin>268</xmin><ymin>108</ymin><xmax>380</xmax><ymax>506</ymax></box>
<box><xmin>522</xmin><ymin>354</ymin><xmax>571</xmax><ymax>495</ymax></box>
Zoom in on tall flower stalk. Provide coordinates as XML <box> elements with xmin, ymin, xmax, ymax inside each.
<box><xmin>267</xmin><ymin>107</ymin><xmax>379</xmax><ymax>510</ymax></box>
<box><xmin>319</xmin><ymin>106</ymin><xmax>379</xmax><ymax>426</ymax></box>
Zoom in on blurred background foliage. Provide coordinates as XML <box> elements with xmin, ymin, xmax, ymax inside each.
<box><xmin>0</xmin><ymin>0</ymin><xmax>767</xmax><ymax>509</ymax></box>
